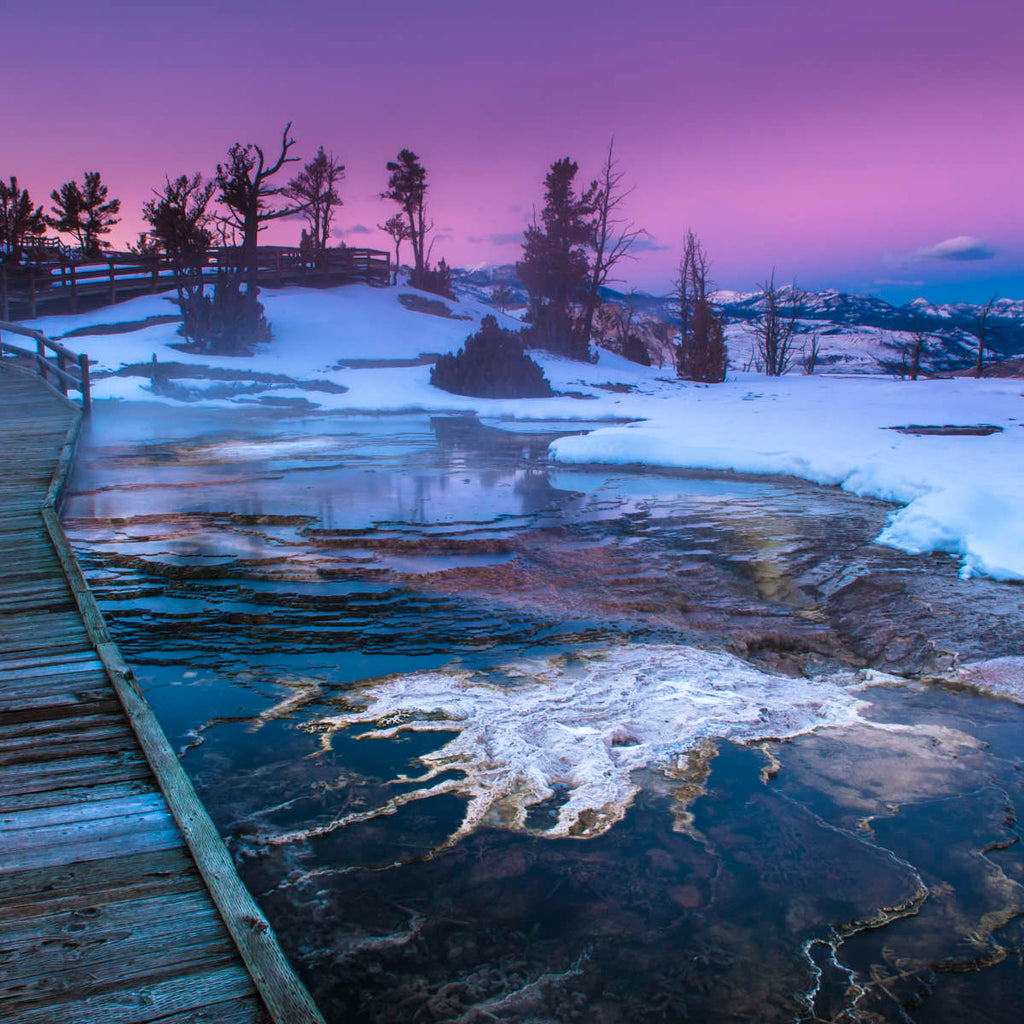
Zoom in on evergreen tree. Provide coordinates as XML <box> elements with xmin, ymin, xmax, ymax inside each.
<box><xmin>674</xmin><ymin>231</ymin><xmax>727</xmax><ymax>382</ymax></box>
<box><xmin>381</xmin><ymin>150</ymin><xmax>430</xmax><ymax>288</ymax></box>
<box><xmin>0</xmin><ymin>177</ymin><xmax>46</xmax><ymax>264</ymax></box>
<box><xmin>517</xmin><ymin>158</ymin><xmax>593</xmax><ymax>360</ymax></box>
<box><xmin>48</xmin><ymin>171</ymin><xmax>120</xmax><ymax>256</ymax></box>
<box><xmin>143</xmin><ymin>173</ymin><xmax>215</xmax><ymax>341</ymax></box>
<box><xmin>284</xmin><ymin>145</ymin><xmax>344</xmax><ymax>256</ymax></box>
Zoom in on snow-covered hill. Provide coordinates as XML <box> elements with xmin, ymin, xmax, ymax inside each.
<box><xmin>452</xmin><ymin>265</ymin><xmax>1024</xmax><ymax>374</ymax></box>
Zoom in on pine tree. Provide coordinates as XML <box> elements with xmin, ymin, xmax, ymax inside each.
<box><xmin>284</xmin><ymin>146</ymin><xmax>344</xmax><ymax>256</ymax></box>
<box><xmin>143</xmin><ymin>173</ymin><xmax>215</xmax><ymax>341</ymax></box>
<box><xmin>381</xmin><ymin>150</ymin><xmax>430</xmax><ymax>288</ymax></box>
<box><xmin>674</xmin><ymin>231</ymin><xmax>727</xmax><ymax>382</ymax></box>
<box><xmin>517</xmin><ymin>158</ymin><xmax>593</xmax><ymax>360</ymax></box>
<box><xmin>0</xmin><ymin>177</ymin><xmax>46</xmax><ymax>264</ymax></box>
<box><xmin>48</xmin><ymin>171</ymin><xmax>120</xmax><ymax>256</ymax></box>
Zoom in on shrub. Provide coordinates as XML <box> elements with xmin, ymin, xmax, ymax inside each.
<box><xmin>431</xmin><ymin>316</ymin><xmax>553</xmax><ymax>398</ymax></box>
<box><xmin>182</xmin><ymin>276</ymin><xmax>271</xmax><ymax>354</ymax></box>
<box><xmin>419</xmin><ymin>258</ymin><xmax>454</xmax><ymax>299</ymax></box>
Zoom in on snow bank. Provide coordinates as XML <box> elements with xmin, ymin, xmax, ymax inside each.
<box><xmin>549</xmin><ymin>376</ymin><xmax>1024</xmax><ymax>581</ymax></box>
<box><xmin>33</xmin><ymin>284</ymin><xmax>1024</xmax><ymax>580</ymax></box>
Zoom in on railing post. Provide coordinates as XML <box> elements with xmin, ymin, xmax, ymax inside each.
<box><xmin>57</xmin><ymin>351</ymin><xmax>69</xmax><ymax>396</ymax></box>
<box><xmin>70</xmin><ymin>264</ymin><xmax>78</xmax><ymax>314</ymax></box>
<box><xmin>78</xmin><ymin>352</ymin><xmax>92</xmax><ymax>414</ymax></box>
<box><xmin>28</xmin><ymin>271</ymin><xmax>37</xmax><ymax>319</ymax></box>
<box><xmin>109</xmin><ymin>260</ymin><xmax>117</xmax><ymax>305</ymax></box>
<box><xmin>36</xmin><ymin>338</ymin><xmax>46</xmax><ymax>382</ymax></box>
<box><xmin>151</xmin><ymin>265</ymin><xmax>159</xmax><ymax>293</ymax></box>
<box><xmin>0</xmin><ymin>265</ymin><xmax>7</xmax><ymax>321</ymax></box>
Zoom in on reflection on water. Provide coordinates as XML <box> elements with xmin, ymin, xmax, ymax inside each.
<box><xmin>65</xmin><ymin>404</ymin><xmax>1024</xmax><ymax>1023</ymax></box>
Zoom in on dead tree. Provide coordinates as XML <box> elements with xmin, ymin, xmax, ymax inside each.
<box><xmin>969</xmin><ymin>294</ymin><xmax>999</xmax><ymax>378</ymax></box>
<box><xmin>580</xmin><ymin>139</ymin><xmax>645</xmax><ymax>349</ymax></box>
<box><xmin>801</xmin><ymin>333</ymin><xmax>821</xmax><ymax>374</ymax></box>
<box><xmin>378</xmin><ymin>213</ymin><xmax>412</xmax><ymax>285</ymax></box>
<box><xmin>754</xmin><ymin>271</ymin><xmax>801</xmax><ymax>376</ymax></box>
<box><xmin>875</xmin><ymin>330</ymin><xmax>940</xmax><ymax>380</ymax></box>
<box><xmin>216</xmin><ymin>123</ymin><xmax>302</xmax><ymax>295</ymax></box>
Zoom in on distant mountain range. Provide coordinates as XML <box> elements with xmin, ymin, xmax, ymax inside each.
<box><xmin>451</xmin><ymin>265</ymin><xmax>1024</xmax><ymax>363</ymax></box>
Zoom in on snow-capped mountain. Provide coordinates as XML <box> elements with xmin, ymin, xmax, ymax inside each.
<box><xmin>450</xmin><ymin>265</ymin><xmax>1024</xmax><ymax>372</ymax></box>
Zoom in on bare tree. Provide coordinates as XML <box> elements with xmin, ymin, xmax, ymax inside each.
<box><xmin>674</xmin><ymin>231</ymin><xmax>726</xmax><ymax>382</ymax></box>
<box><xmin>284</xmin><ymin>146</ymin><xmax>344</xmax><ymax>256</ymax></box>
<box><xmin>754</xmin><ymin>271</ymin><xmax>801</xmax><ymax>376</ymax></box>
<box><xmin>580</xmin><ymin>139</ymin><xmax>645</xmax><ymax>349</ymax></box>
<box><xmin>216</xmin><ymin>122</ymin><xmax>302</xmax><ymax>294</ymax></box>
<box><xmin>801</xmin><ymin>333</ymin><xmax>821</xmax><ymax>374</ymax></box>
<box><xmin>875</xmin><ymin>330</ymin><xmax>942</xmax><ymax>380</ymax></box>
<box><xmin>968</xmin><ymin>294</ymin><xmax>999</xmax><ymax>378</ymax></box>
<box><xmin>378</xmin><ymin>213</ymin><xmax>412</xmax><ymax>285</ymax></box>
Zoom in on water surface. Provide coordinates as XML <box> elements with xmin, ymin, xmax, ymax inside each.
<box><xmin>65</xmin><ymin>404</ymin><xmax>1024</xmax><ymax>1023</ymax></box>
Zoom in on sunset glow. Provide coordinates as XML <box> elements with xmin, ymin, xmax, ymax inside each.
<box><xmin>5</xmin><ymin>0</ymin><xmax>1022</xmax><ymax>302</ymax></box>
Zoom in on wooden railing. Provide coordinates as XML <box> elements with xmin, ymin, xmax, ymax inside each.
<box><xmin>0</xmin><ymin>320</ymin><xmax>91</xmax><ymax>412</ymax></box>
<box><xmin>0</xmin><ymin>245</ymin><xmax>392</xmax><ymax>319</ymax></box>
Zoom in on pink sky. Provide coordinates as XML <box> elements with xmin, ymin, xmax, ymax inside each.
<box><xmin>5</xmin><ymin>0</ymin><xmax>1023</xmax><ymax>302</ymax></box>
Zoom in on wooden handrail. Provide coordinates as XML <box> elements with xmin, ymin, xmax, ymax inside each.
<box><xmin>0</xmin><ymin>319</ymin><xmax>91</xmax><ymax>413</ymax></box>
<box><xmin>1</xmin><ymin>246</ymin><xmax>392</xmax><ymax>319</ymax></box>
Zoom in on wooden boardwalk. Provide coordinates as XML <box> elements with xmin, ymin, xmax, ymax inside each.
<box><xmin>0</xmin><ymin>365</ymin><xmax>323</xmax><ymax>1023</ymax></box>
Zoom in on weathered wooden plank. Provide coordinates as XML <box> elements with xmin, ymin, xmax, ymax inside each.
<box><xmin>0</xmin><ymin>751</ymin><xmax>152</xmax><ymax>795</ymax></box>
<box><xmin>0</xmin><ymin>710</ymin><xmax>129</xmax><ymax>743</ymax></box>
<box><xmin>0</xmin><ymin>688</ymin><xmax>118</xmax><ymax>720</ymax></box>
<box><xmin>145</xmin><ymin>994</ymin><xmax>271</xmax><ymax>1024</ymax></box>
<box><xmin>6</xmin><ymin>963</ymin><xmax>257</xmax><ymax>1024</ymax></box>
<box><xmin>0</xmin><ymin>725</ymin><xmax>140</xmax><ymax>768</ymax></box>
<box><xmin>0</xmin><ymin>777</ymin><xmax>156</xmax><ymax>815</ymax></box>
<box><xmin>2</xmin><ymin>792</ymin><xmax>167</xmax><ymax>832</ymax></box>
<box><xmin>0</xmin><ymin>810</ymin><xmax>185</xmax><ymax>873</ymax></box>
<box><xmin>0</xmin><ymin>846</ymin><xmax>199</xmax><ymax>916</ymax></box>
<box><xmin>1</xmin><ymin>936</ymin><xmax>244</xmax><ymax>1015</ymax></box>
<box><xmin>0</xmin><ymin>651</ymin><xmax>102</xmax><ymax>674</ymax></box>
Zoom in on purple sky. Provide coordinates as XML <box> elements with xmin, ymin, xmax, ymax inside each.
<box><xmin>5</xmin><ymin>0</ymin><xmax>1023</xmax><ymax>302</ymax></box>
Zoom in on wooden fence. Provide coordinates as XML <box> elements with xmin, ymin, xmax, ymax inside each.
<box><xmin>0</xmin><ymin>246</ymin><xmax>392</xmax><ymax>320</ymax></box>
<box><xmin>0</xmin><ymin>320</ymin><xmax>91</xmax><ymax>412</ymax></box>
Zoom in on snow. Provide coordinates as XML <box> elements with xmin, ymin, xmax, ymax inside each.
<box><xmin>32</xmin><ymin>282</ymin><xmax>1024</xmax><ymax>581</ymax></box>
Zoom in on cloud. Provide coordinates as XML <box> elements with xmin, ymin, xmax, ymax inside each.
<box><xmin>489</xmin><ymin>232</ymin><xmax>524</xmax><ymax>246</ymax></box>
<box><xmin>342</xmin><ymin>224</ymin><xmax>373</xmax><ymax>235</ymax></box>
<box><xmin>874</xmin><ymin>278</ymin><xmax>926</xmax><ymax>288</ymax></box>
<box><xmin>629</xmin><ymin>235</ymin><xmax>670</xmax><ymax>254</ymax></box>
<box><xmin>912</xmin><ymin>236</ymin><xmax>995</xmax><ymax>262</ymax></box>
